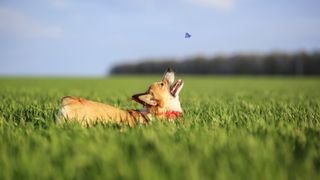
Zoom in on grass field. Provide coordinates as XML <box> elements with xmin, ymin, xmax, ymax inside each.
<box><xmin>0</xmin><ymin>76</ymin><xmax>319</xmax><ymax>180</ymax></box>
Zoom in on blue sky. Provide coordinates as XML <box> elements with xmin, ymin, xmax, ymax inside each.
<box><xmin>0</xmin><ymin>0</ymin><xmax>320</xmax><ymax>76</ymax></box>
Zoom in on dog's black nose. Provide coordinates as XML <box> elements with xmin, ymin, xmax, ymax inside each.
<box><xmin>167</xmin><ymin>67</ymin><xmax>173</xmax><ymax>72</ymax></box>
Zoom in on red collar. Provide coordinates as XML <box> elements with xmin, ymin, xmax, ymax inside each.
<box><xmin>157</xmin><ymin>111</ymin><xmax>182</xmax><ymax>118</ymax></box>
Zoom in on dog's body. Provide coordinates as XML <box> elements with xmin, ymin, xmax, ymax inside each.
<box><xmin>57</xmin><ymin>96</ymin><xmax>145</xmax><ymax>126</ymax></box>
<box><xmin>57</xmin><ymin>69</ymin><xmax>184</xmax><ymax>127</ymax></box>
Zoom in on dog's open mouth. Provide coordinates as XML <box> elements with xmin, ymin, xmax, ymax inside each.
<box><xmin>170</xmin><ymin>79</ymin><xmax>183</xmax><ymax>96</ymax></box>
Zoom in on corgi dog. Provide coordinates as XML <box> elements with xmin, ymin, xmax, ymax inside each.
<box><xmin>57</xmin><ymin>68</ymin><xmax>184</xmax><ymax>127</ymax></box>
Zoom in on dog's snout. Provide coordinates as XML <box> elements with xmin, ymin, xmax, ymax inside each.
<box><xmin>167</xmin><ymin>67</ymin><xmax>173</xmax><ymax>73</ymax></box>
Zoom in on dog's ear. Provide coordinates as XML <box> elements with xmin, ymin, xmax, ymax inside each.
<box><xmin>138</xmin><ymin>94</ymin><xmax>157</xmax><ymax>106</ymax></box>
<box><xmin>132</xmin><ymin>93</ymin><xmax>157</xmax><ymax>106</ymax></box>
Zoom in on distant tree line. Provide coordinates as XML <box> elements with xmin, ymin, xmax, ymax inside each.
<box><xmin>110</xmin><ymin>51</ymin><xmax>320</xmax><ymax>75</ymax></box>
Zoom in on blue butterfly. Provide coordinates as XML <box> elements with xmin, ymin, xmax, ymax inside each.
<box><xmin>185</xmin><ymin>32</ymin><xmax>191</xmax><ymax>38</ymax></box>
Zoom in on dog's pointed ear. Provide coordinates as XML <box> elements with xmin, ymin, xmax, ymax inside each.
<box><xmin>162</xmin><ymin>68</ymin><xmax>175</xmax><ymax>85</ymax></box>
<box><xmin>132</xmin><ymin>93</ymin><xmax>157</xmax><ymax>106</ymax></box>
<box><xmin>138</xmin><ymin>94</ymin><xmax>157</xmax><ymax>106</ymax></box>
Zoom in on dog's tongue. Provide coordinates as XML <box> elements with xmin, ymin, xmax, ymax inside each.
<box><xmin>170</xmin><ymin>79</ymin><xmax>183</xmax><ymax>95</ymax></box>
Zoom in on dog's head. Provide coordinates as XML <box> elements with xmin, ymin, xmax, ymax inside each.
<box><xmin>132</xmin><ymin>68</ymin><xmax>184</xmax><ymax>113</ymax></box>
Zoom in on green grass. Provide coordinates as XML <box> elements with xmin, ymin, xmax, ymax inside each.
<box><xmin>0</xmin><ymin>76</ymin><xmax>319</xmax><ymax>180</ymax></box>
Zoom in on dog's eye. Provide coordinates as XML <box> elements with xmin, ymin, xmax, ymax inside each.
<box><xmin>160</xmin><ymin>82</ymin><xmax>164</xmax><ymax>86</ymax></box>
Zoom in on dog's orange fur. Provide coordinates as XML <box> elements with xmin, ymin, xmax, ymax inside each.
<box><xmin>58</xmin><ymin>96</ymin><xmax>145</xmax><ymax>127</ymax></box>
<box><xmin>57</xmin><ymin>70</ymin><xmax>183</xmax><ymax>127</ymax></box>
